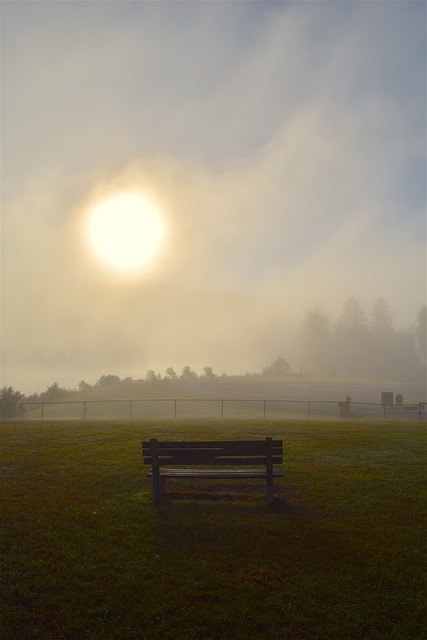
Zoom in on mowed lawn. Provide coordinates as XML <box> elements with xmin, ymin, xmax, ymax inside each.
<box><xmin>1</xmin><ymin>420</ymin><xmax>425</xmax><ymax>640</ymax></box>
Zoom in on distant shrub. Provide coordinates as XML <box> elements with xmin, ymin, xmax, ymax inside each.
<box><xmin>261</xmin><ymin>357</ymin><xmax>292</xmax><ymax>377</ymax></box>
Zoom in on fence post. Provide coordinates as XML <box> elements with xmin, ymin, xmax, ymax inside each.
<box><xmin>307</xmin><ymin>401</ymin><xmax>310</xmax><ymax>419</ymax></box>
<box><xmin>221</xmin><ymin>399</ymin><xmax>224</xmax><ymax>419</ymax></box>
<box><xmin>41</xmin><ymin>403</ymin><xmax>44</xmax><ymax>420</ymax></box>
<box><xmin>263</xmin><ymin>400</ymin><xmax>266</xmax><ymax>419</ymax></box>
<box><xmin>174</xmin><ymin>399</ymin><xmax>177</xmax><ymax>419</ymax></box>
<box><xmin>129</xmin><ymin>400</ymin><xmax>133</xmax><ymax>419</ymax></box>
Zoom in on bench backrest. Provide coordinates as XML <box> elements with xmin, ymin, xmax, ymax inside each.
<box><xmin>142</xmin><ymin>438</ymin><xmax>283</xmax><ymax>467</ymax></box>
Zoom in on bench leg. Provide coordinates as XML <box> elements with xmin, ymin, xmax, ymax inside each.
<box><xmin>266</xmin><ymin>437</ymin><xmax>274</xmax><ymax>504</ymax></box>
<box><xmin>160</xmin><ymin>476</ymin><xmax>166</xmax><ymax>500</ymax></box>
<box><xmin>152</xmin><ymin>470</ymin><xmax>162</xmax><ymax>504</ymax></box>
<box><xmin>152</xmin><ymin>472</ymin><xmax>167</xmax><ymax>504</ymax></box>
<box><xmin>266</xmin><ymin>470</ymin><xmax>274</xmax><ymax>504</ymax></box>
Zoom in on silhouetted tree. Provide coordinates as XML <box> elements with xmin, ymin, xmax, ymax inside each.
<box><xmin>145</xmin><ymin>369</ymin><xmax>160</xmax><ymax>382</ymax></box>
<box><xmin>202</xmin><ymin>366</ymin><xmax>216</xmax><ymax>378</ymax></box>
<box><xmin>180</xmin><ymin>366</ymin><xmax>198</xmax><ymax>380</ymax></box>
<box><xmin>0</xmin><ymin>386</ymin><xmax>26</xmax><ymax>419</ymax></box>
<box><xmin>41</xmin><ymin>382</ymin><xmax>67</xmax><ymax>401</ymax></box>
<box><xmin>165</xmin><ymin>367</ymin><xmax>178</xmax><ymax>380</ymax></box>
<box><xmin>78</xmin><ymin>380</ymin><xmax>92</xmax><ymax>392</ymax></box>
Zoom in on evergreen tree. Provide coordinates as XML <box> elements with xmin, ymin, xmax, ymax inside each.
<box><xmin>336</xmin><ymin>296</ymin><xmax>368</xmax><ymax>334</ymax></box>
<box><xmin>416</xmin><ymin>306</ymin><xmax>426</xmax><ymax>364</ymax></box>
<box><xmin>333</xmin><ymin>297</ymin><xmax>369</xmax><ymax>375</ymax></box>
<box><xmin>299</xmin><ymin>308</ymin><xmax>333</xmax><ymax>373</ymax></box>
<box><xmin>370</xmin><ymin>298</ymin><xmax>394</xmax><ymax>334</ymax></box>
<box><xmin>368</xmin><ymin>299</ymin><xmax>395</xmax><ymax>376</ymax></box>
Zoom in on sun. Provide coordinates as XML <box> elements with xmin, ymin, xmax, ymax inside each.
<box><xmin>86</xmin><ymin>191</ymin><xmax>166</xmax><ymax>274</ymax></box>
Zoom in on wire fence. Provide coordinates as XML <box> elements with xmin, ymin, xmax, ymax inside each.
<box><xmin>2</xmin><ymin>398</ymin><xmax>426</xmax><ymax>421</ymax></box>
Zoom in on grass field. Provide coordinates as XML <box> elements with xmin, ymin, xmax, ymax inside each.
<box><xmin>1</xmin><ymin>419</ymin><xmax>425</xmax><ymax>639</ymax></box>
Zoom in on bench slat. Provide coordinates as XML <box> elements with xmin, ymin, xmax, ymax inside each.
<box><xmin>142</xmin><ymin>449</ymin><xmax>283</xmax><ymax>460</ymax></box>
<box><xmin>143</xmin><ymin>455</ymin><xmax>283</xmax><ymax>466</ymax></box>
<box><xmin>142</xmin><ymin>439</ymin><xmax>282</xmax><ymax>449</ymax></box>
<box><xmin>148</xmin><ymin>468</ymin><xmax>284</xmax><ymax>479</ymax></box>
<box><xmin>142</xmin><ymin>441</ymin><xmax>282</xmax><ymax>455</ymax></box>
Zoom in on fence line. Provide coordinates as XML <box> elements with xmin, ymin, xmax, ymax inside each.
<box><xmin>2</xmin><ymin>398</ymin><xmax>425</xmax><ymax>421</ymax></box>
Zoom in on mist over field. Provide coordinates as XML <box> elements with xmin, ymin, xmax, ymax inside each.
<box><xmin>1</xmin><ymin>1</ymin><xmax>426</xmax><ymax>395</ymax></box>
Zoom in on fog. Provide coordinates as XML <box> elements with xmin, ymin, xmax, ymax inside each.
<box><xmin>2</xmin><ymin>1</ymin><xmax>426</xmax><ymax>394</ymax></box>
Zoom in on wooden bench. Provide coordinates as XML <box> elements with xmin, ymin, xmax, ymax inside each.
<box><xmin>142</xmin><ymin>437</ymin><xmax>283</xmax><ymax>504</ymax></box>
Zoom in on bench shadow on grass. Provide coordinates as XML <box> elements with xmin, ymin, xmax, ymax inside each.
<box><xmin>147</xmin><ymin>480</ymin><xmax>314</xmax><ymax>516</ymax></box>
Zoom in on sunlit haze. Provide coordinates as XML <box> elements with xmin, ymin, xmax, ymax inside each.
<box><xmin>1</xmin><ymin>1</ymin><xmax>426</xmax><ymax>394</ymax></box>
<box><xmin>85</xmin><ymin>192</ymin><xmax>166</xmax><ymax>274</ymax></box>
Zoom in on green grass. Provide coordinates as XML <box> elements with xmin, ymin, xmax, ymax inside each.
<box><xmin>1</xmin><ymin>420</ymin><xmax>426</xmax><ymax>639</ymax></box>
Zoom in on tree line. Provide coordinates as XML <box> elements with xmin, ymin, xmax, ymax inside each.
<box><xmin>298</xmin><ymin>298</ymin><xmax>425</xmax><ymax>378</ymax></box>
<box><xmin>22</xmin><ymin>358</ymin><xmax>292</xmax><ymax>402</ymax></box>
<box><xmin>1</xmin><ymin>298</ymin><xmax>425</xmax><ymax>419</ymax></box>
<box><xmin>0</xmin><ymin>357</ymin><xmax>292</xmax><ymax>418</ymax></box>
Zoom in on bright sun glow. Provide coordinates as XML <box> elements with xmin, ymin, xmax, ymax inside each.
<box><xmin>86</xmin><ymin>191</ymin><xmax>166</xmax><ymax>273</ymax></box>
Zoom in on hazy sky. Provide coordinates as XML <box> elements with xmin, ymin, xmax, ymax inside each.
<box><xmin>2</xmin><ymin>0</ymin><xmax>426</xmax><ymax>393</ymax></box>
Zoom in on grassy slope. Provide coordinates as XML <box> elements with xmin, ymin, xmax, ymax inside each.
<box><xmin>1</xmin><ymin>420</ymin><xmax>425</xmax><ymax>640</ymax></box>
<box><xmin>61</xmin><ymin>376</ymin><xmax>426</xmax><ymax>404</ymax></box>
